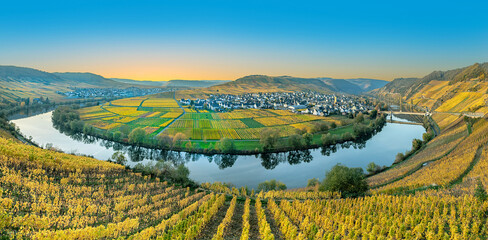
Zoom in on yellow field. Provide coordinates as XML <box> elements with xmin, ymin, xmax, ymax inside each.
<box><xmin>104</xmin><ymin>106</ymin><xmax>148</xmax><ymax>117</ymax></box>
<box><xmin>145</xmin><ymin>112</ymin><xmax>161</xmax><ymax>118</ymax></box>
<box><xmin>160</xmin><ymin>112</ymin><xmax>184</xmax><ymax>119</ymax></box>
<box><xmin>142</xmin><ymin>98</ymin><xmax>180</xmax><ymax>108</ymax></box>
<box><xmin>110</xmin><ymin>97</ymin><xmax>146</xmax><ymax>106</ymax></box>
<box><xmin>254</xmin><ymin>117</ymin><xmax>288</xmax><ymax>126</ymax></box>
<box><xmin>436</xmin><ymin>92</ymin><xmax>485</xmax><ymax>112</ymax></box>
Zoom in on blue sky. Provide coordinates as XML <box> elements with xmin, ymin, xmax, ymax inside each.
<box><xmin>0</xmin><ymin>0</ymin><xmax>487</xmax><ymax>80</ymax></box>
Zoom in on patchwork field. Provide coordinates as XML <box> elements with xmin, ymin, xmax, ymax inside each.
<box><xmin>78</xmin><ymin>93</ymin><xmax>356</xmax><ymax>152</ymax></box>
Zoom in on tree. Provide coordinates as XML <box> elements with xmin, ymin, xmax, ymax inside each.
<box><xmin>353</xmin><ymin>123</ymin><xmax>372</xmax><ymax>140</ymax></box>
<box><xmin>257</xmin><ymin>179</ymin><xmax>287</xmax><ymax>191</ymax></box>
<box><xmin>474</xmin><ymin>180</ymin><xmax>487</xmax><ymax>201</ymax></box>
<box><xmin>174</xmin><ymin>164</ymin><xmax>191</xmax><ymax>185</ymax></box>
<box><xmin>319</xmin><ymin>164</ymin><xmax>368</xmax><ymax>197</ymax></box>
<box><xmin>369</xmin><ymin>109</ymin><xmax>378</xmax><ymax>119</ymax></box>
<box><xmin>307</xmin><ymin>178</ymin><xmax>320</xmax><ymax>187</ymax></box>
<box><xmin>157</xmin><ymin>134</ymin><xmax>173</xmax><ymax>149</ymax></box>
<box><xmin>321</xmin><ymin>133</ymin><xmax>337</xmax><ymax>146</ymax></box>
<box><xmin>394</xmin><ymin>152</ymin><xmax>405</xmax><ymax>164</ymax></box>
<box><xmin>119</xmin><ymin>125</ymin><xmax>131</xmax><ymax>136</ymax></box>
<box><xmin>185</xmin><ymin>141</ymin><xmax>193</xmax><ymax>150</ymax></box>
<box><xmin>366</xmin><ymin>162</ymin><xmax>382</xmax><ymax>174</ymax></box>
<box><xmin>69</xmin><ymin>120</ymin><xmax>84</xmax><ymax>132</ymax></box>
<box><xmin>422</xmin><ymin>131</ymin><xmax>434</xmax><ymax>143</ymax></box>
<box><xmin>412</xmin><ymin>138</ymin><xmax>423</xmax><ymax>151</ymax></box>
<box><xmin>288</xmin><ymin>134</ymin><xmax>303</xmax><ymax>149</ymax></box>
<box><xmin>355</xmin><ymin>113</ymin><xmax>365</xmax><ymax>123</ymax></box>
<box><xmin>302</xmin><ymin>132</ymin><xmax>313</xmax><ymax>146</ymax></box>
<box><xmin>260</xmin><ymin>128</ymin><xmax>280</xmax><ymax>151</ymax></box>
<box><xmin>218</xmin><ymin>138</ymin><xmax>235</xmax><ymax>153</ymax></box>
<box><xmin>110</xmin><ymin>151</ymin><xmax>127</xmax><ymax>165</ymax></box>
<box><xmin>311</xmin><ymin>121</ymin><xmax>329</xmax><ymax>133</ymax></box>
<box><xmin>113</xmin><ymin>131</ymin><xmax>122</xmax><ymax>141</ymax></box>
<box><xmin>172</xmin><ymin>133</ymin><xmax>187</xmax><ymax>147</ymax></box>
<box><xmin>128</xmin><ymin>128</ymin><xmax>146</xmax><ymax>145</ymax></box>
<box><xmin>342</xmin><ymin>132</ymin><xmax>354</xmax><ymax>141</ymax></box>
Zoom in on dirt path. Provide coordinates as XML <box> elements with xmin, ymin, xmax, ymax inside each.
<box><xmin>223</xmin><ymin>202</ymin><xmax>244</xmax><ymax>239</ymax></box>
<box><xmin>198</xmin><ymin>202</ymin><xmax>230</xmax><ymax>239</ymax></box>
<box><xmin>248</xmin><ymin>204</ymin><xmax>262</xmax><ymax>240</ymax></box>
<box><xmin>265</xmin><ymin>207</ymin><xmax>284</xmax><ymax>240</ymax></box>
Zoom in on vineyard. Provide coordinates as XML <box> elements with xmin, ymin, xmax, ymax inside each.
<box><xmin>3</xmin><ymin>134</ymin><xmax>488</xmax><ymax>239</ymax></box>
<box><xmin>7</xmin><ymin>98</ymin><xmax>488</xmax><ymax>238</ymax></box>
<box><xmin>368</xmin><ymin>118</ymin><xmax>469</xmax><ymax>188</ymax></box>
<box><xmin>77</xmin><ymin>94</ymin><xmax>356</xmax><ymax>152</ymax></box>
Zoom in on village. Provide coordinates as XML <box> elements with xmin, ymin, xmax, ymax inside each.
<box><xmin>180</xmin><ymin>91</ymin><xmax>375</xmax><ymax>116</ymax></box>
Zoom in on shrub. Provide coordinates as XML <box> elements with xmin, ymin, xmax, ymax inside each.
<box><xmin>394</xmin><ymin>152</ymin><xmax>405</xmax><ymax>164</ymax></box>
<box><xmin>257</xmin><ymin>179</ymin><xmax>287</xmax><ymax>191</ymax></box>
<box><xmin>319</xmin><ymin>164</ymin><xmax>368</xmax><ymax>197</ymax></box>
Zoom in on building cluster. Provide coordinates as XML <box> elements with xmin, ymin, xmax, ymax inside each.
<box><xmin>180</xmin><ymin>91</ymin><xmax>374</xmax><ymax>116</ymax></box>
<box><xmin>60</xmin><ymin>87</ymin><xmax>167</xmax><ymax>98</ymax></box>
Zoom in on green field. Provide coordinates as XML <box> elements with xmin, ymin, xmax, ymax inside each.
<box><xmin>78</xmin><ymin>93</ymin><xmax>361</xmax><ymax>152</ymax></box>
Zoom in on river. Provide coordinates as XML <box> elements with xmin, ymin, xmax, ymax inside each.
<box><xmin>11</xmin><ymin>111</ymin><xmax>425</xmax><ymax>189</ymax></box>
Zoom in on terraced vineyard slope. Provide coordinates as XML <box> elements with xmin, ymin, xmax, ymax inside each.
<box><xmin>3</xmin><ymin>135</ymin><xmax>488</xmax><ymax>239</ymax></box>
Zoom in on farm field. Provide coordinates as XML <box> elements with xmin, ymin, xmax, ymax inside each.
<box><xmin>78</xmin><ymin>94</ymin><xmax>358</xmax><ymax>153</ymax></box>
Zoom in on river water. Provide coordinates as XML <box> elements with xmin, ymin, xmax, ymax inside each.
<box><xmin>11</xmin><ymin>111</ymin><xmax>424</xmax><ymax>189</ymax></box>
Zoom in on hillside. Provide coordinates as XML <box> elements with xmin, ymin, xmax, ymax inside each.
<box><xmin>0</xmin><ymin>66</ymin><xmax>75</xmax><ymax>102</ymax></box>
<box><xmin>375</xmin><ymin>62</ymin><xmax>488</xmax><ymax>99</ymax></box>
<box><xmin>177</xmin><ymin>75</ymin><xmax>387</xmax><ymax>98</ymax></box>
<box><xmin>0</xmin><ymin>66</ymin><xmax>156</xmax><ymax>103</ymax></box>
<box><xmin>2</xmin><ymin>134</ymin><xmax>488</xmax><ymax>239</ymax></box>
<box><xmin>368</xmin><ymin>62</ymin><xmax>488</xmax><ymax>197</ymax></box>
<box><xmin>319</xmin><ymin>78</ymin><xmax>388</xmax><ymax>94</ymax></box>
<box><xmin>53</xmin><ymin>72</ymin><xmax>130</xmax><ymax>88</ymax></box>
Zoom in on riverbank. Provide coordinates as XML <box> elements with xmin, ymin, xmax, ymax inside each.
<box><xmin>12</xmin><ymin>110</ymin><xmax>425</xmax><ymax>188</ymax></box>
<box><xmin>55</xmin><ymin>105</ymin><xmax>388</xmax><ymax>154</ymax></box>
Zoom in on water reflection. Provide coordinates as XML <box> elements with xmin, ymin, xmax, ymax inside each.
<box><xmin>65</xmin><ymin>130</ymin><xmax>373</xmax><ymax>170</ymax></box>
<box><xmin>12</xmin><ymin>111</ymin><xmax>426</xmax><ymax>188</ymax></box>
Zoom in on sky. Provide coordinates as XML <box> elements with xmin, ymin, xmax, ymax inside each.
<box><xmin>0</xmin><ymin>0</ymin><xmax>487</xmax><ymax>81</ymax></box>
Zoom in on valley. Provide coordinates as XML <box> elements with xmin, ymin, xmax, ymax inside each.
<box><xmin>1</xmin><ymin>62</ymin><xmax>488</xmax><ymax>239</ymax></box>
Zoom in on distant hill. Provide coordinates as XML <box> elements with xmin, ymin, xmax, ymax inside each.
<box><xmin>0</xmin><ymin>66</ymin><xmax>75</xmax><ymax>102</ymax></box>
<box><xmin>0</xmin><ymin>66</ymin><xmax>153</xmax><ymax>102</ymax></box>
<box><xmin>318</xmin><ymin>78</ymin><xmax>388</xmax><ymax>94</ymax></box>
<box><xmin>111</xmin><ymin>78</ymin><xmax>231</xmax><ymax>88</ymax></box>
<box><xmin>177</xmin><ymin>75</ymin><xmax>387</xmax><ymax>98</ymax></box>
<box><xmin>0</xmin><ymin>66</ymin><xmax>68</xmax><ymax>85</ymax></box>
<box><xmin>375</xmin><ymin>62</ymin><xmax>488</xmax><ymax>99</ymax></box>
<box><xmin>53</xmin><ymin>72</ymin><xmax>128</xmax><ymax>88</ymax></box>
<box><xmin>165</xmin><ymin>80</ymin><xmax>231</xmax><ymax>88</ymax></box>
<box><xmin>111</xmin><ymin>78</ymin><xmax>165</xmax><ymax>87</ymax></box>
<box><xmin>0</xmin><ymin>65</ymin><xmax>387</xmax><ymax>102</ymax></box>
